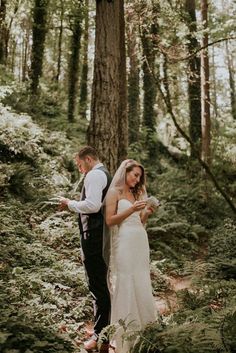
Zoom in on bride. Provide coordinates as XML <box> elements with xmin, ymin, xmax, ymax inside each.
<box><xmin>104</xmin><ymin>159</ymin><xmax>158</xmax><ymax>353</ymax></box>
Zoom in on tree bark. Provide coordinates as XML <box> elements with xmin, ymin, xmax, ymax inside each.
<box><xmin>88</xmin><ymin>0</ymin><xmax>127</xmax><ymax>174</ymax></box>
<box><xmin>0</xmin><ymin>0</ymin><xmax>7</xmax><ymax>65</ymax></box>
<box><xmin>30</xmin><ymin>0</ymin><xmax>49</xmax><ymax>95</ymax></box>
<box><xmin>78</xmin><ymin>0</ymin><xmax>89</xmax><ymax>119</ymax></box>
<box><xmin>200</xmin><ymin>0</ymin><xmax>211</xmax><ymax>166</ymax></box>
<box><xmin>67</xmin><ymin>2</ymin><xmax>83</xmax><ymax>122</ymax></box>
<box><xmin>185</xmin><ymin>0</ymin><xmax>201</xmax><ymax>158</ymax></box>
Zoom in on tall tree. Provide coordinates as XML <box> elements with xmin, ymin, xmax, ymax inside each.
<box><xmin>211</xmin><ymin>45</ymin><xmax>218</xmax><ymax>119</ymax></box>
<box><xmin>30</xmin><ymin>0</ymin><xmax>49</xmax><ymax>95</ymax></box>
<box><xmin>55</xmin><ymin>0</ymin><xmax>64</xmax><ymax>82</ymax></box>
<box><xmin>225</xmin><ymin>40</ymin><xmax>236</xmax><ymax>120</ymax></box>
<box><xmin>0</xmin><ymin>0</ymin><xmax>7</xmax><ymax>65</ymax></box>
<box><xmin>185</xmin><ymin>0</ymin><xmax>201</xmax><ymax>157</ymax></box>
<box><xmin>140</xmin><ymin>1</ymin><xmax>159</xmax><ymax>160</ymax></box>
<box><xmin>67</xmin><ymin>1</ymin><xmax>83</xmax><ymax>122</ymax></box>
<box><xmin>200</xmin><ymin>0</ymin><xmax>211</xmax><ymax>166</ymax></box>
<box><xmin>88</xmin><ymin>0</ymin><xmax>127</xmax><ymax>174</ymax></box>
<box><xmin>126</xmin><ymin>5</ymin><xmax>140</xmax><ymax>144</ymax></box>
<box><xmin>21</xmin><ymin>17</ymin><xmax>31</xmax><ymax>82</ymax></box>
<box><xmin>78</xmin><ymin>0</ymin><xmax>89</xmax><ymax>119</ymax></box>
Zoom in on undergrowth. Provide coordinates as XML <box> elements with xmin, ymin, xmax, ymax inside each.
<box><xmin>0</xmin><ymin>82</ymin><xmax>236</xmax><ymax>352</ymax></box>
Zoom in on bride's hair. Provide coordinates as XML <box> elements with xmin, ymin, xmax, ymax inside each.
<box><xmin>110</xmin><ymin>159</ymin><xmax>146</xmax><ymax>200</ymax></box>
<box><xmin>125</xmin><ymin>162</ymin><xmax>146</xmax><ymax>200</ymax></box>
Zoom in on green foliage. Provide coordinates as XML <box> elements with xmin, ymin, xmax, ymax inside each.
<box><xmin>132</xmin><ymin>304</ymin><xmax>236</xmax><ymax>353</ymax></box>
<box><xmin>0</xmin><ymin>99</ymin><xmax>90</xmax><ymax>351</ymax></box>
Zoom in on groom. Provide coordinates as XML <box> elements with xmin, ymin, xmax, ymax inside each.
<box><xmin>59</xmin><ymin>146</ymin><xmax>111</xmax><ymax>352</ymax></box>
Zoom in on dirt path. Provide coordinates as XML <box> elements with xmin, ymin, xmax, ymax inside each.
<box><xmin>155</xmin><ymin>276</ymin><xmax>192</xmax><ymax>315</ymax></box>
<box><xmin>77</xmin><ymin>276</ymin><xmax>193</xmax><ymax>352</ymax></box>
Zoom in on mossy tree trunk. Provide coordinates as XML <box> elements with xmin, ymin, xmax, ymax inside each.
<box><xmin>88</xmin><ymin>0</ymin><xmax>127</xmax><ymax>174</ymax></box>
<box><xmin>127</xmin><ymin>5</ymin><xmax>140</xmax><ymax>144</ymax></box>
<box><xmin>0</xmin><ymin>0</ymin><xmax>7</xmax><ymax>65</ymax></box>
<box><xmin>30</xmin><ymin>0</ymin><xmax>49</xmax><ymax>95</ymax></box>
<box><xmin>211</xmin><ymin>46</ymin><xmax>218</xmax><ymax>120</ymax></box>
<box><xmin>67</xmin><ymin>1</ymin><xmax>83</xmax><ymax>122</ymax></box>
<box><xmin>117</xmin><ymin>0</ymin><xmax>128</xmax><ymax>165</ymax></box>
<box><xmin>78</xmin><ymin>0</ymin><xmax>89</xmax><ymax>119</ymax></box>
<box><xmin>185</xmin><ymin>0</ymin><xmax>201</xmax><ymax>158</ymax></box>
<box><xmin>200</xmin><ymin>0</ymin><xmax>211</xmax><ymax>166</ymax></box>
<box><xmin>55</xmin><ymin>0</ymin><xmax>64</xmax><ymax>83</ymax></box>
<box><xmin>22</xmin><ymin>19</ymin><xmax>30</xmax><ymax>82</ymax></box>
<box><xmin>225</xmin><ymin>40</ymin><xmax>236</xmax><ymax>120</ymax></box>
<box><xmin>140</xmin><ymin>4</ymin><xmax>159</xmax><ymax>160</ymax></box>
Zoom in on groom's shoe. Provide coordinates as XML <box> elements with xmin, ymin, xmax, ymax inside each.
<box><xmin>99</xmin><ymin>343</ymin><xmax>110</xmax><ymax>353</ymax></box>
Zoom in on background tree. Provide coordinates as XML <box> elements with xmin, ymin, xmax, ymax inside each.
<box><xmin>30</xmin><ymin>0</ymin><xmax>49</xmax><ymax>95</ymax></box>
<box><xmin>126</xmin><ymin>3</ymin><xmax>140</xmax><ymax>144</ymax></box>
<box><xmin>55</xmin><ymin>0</ymin><xmax>64</xmax><ymax>83</ymax></box>
<box><xmin>139</xmin><ymin>1</ymin><xmax>159</xmax><ymax>160</ymax></box>
<box><xmin>0</xmin><ymin>0</ymin><xmax>7</xmax><ymax>65</ymax></box>
<box><xmin>67</xmin><ymin>0</ymin><xmax>83</xmax><ymax>122</ymax></box>
<box><xmin>78</xmin><ymin>0</ymin><xmax>89</xmax><ymax>119</ymax></box>
<box><xmin>225</xmin><ymin>39</ymin><xmax>236</xmax><ymax>120</ymax></box>
<box><xmin>200</xmin><ymin>0</ymin><xmax>211</xmax><ymax>166</ymax></box>
<box><xmin>184</xmin><ymin>0</ymin><xmax>201</xmax><ymax>158</ymax></box>
<box><xmin>117</xmin><ymin>0</ymin><xmax>128</xmax><ymax>165</ymax></box>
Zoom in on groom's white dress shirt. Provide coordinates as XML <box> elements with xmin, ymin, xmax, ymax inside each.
<box><xmin>68</xmin><ymin>163</ymin><xmax>107</xmax><ymax>214</ymax></box>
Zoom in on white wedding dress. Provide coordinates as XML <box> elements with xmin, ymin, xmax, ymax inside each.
<box><xmin>109</xmin><ymin>199</ymin><xmax>157</xmax><ymax>353</ymax></box>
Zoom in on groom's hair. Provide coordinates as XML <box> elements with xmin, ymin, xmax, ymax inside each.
<box><xmin>78</xmin><ymin>146</ymin><xmax>99</xmax><ymax>160</ymax></box>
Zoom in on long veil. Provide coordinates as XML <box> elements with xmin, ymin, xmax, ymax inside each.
<box><xmin>102</xmin><ymin>159</ymin><xmax>147</xmax><ymax>296</ymax></box>
<box><xmin>102</xmin><ymin>159</ymin><xmax>134</xmax><ymax>266</ymax></box>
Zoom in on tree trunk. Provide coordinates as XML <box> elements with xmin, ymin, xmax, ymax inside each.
<box><xmin>67</xmin><ymin>2</ymin><xmax>83</xmax><ymax>122</ymax></box>
<box><xmin>78</xmin><ymin>0</ymin><xmax>89</xmax><ymax>119</ymax></box>
<box><xmin>200</xmin><ymin>0</ymin><xmax>211</xmax><ymax>166</ymax></box>
<box><xmin>88</xmin><ymin>0</ymin><xmax>127</xmax><ymax>174</ymax></box>
<box><xmin>211</xmin><ymin>45</ymin><xmax>218</xmax><ymax>120</ymax></box>
<box><xmin>0</xmin><ymin>0</ymin><xmax>7</xmax><ymax>65</ymax></box>
<box><xmin>10</xmin><ymin>38</ymin><xmax>16</xmax><ymax>73</ymax></box>
<box><xmin>141</xmin><ymin>18</ymin><xmax>158</xmax><ymax>159</ymax></box>
<box><xmin>185</xmin><ymin>0</ymin><xmax>201</xmax><ymax>158</ymax></box>
<box><xmin>117</xmin><ymin>0</ymin><xmax>128</xmax><ymax>165</ymax></box>
<box><xmin>30</xmin><ymin>0</ymin><xmax>49</xmax><ymax>95</ymax></box>
<box><xmin>127</xmin><ymin>6</ymin><xmax>140</xmax><ymax>144</ymax></box>
<box><xmin>225</xmin><ymin>40</ymin><xmax>236</xmax><ymax>120</ymax></box>
<box><xmin>55</xmin><ymin>0</ymin><xmax>64</xmax><ymax>82</ymax></box>
<box><xmin>22</xmin><ymin>23</ymin><xmax>30</xmax><ymax>82</ymax></box>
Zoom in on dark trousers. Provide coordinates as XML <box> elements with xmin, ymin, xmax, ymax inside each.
<box><xmin>81</xmin><ymin>228</ymin><xmax>111</xmax><ymax>336</ymax></box>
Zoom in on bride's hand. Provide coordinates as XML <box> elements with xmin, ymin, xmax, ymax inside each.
<box><xmin>132</xmin><ymin>200</ymin><xmax>147</xmax><ymax>212</ymax></box>
<box><xmin>145</xmin><ymin>206</ymin><xmax>155</xmax><ymax>215</ymax></box>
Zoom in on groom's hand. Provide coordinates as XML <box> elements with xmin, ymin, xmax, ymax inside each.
<box><xmin>58</xmin><ymin>197</ymin><xmax>70</xmax><ymax>211</ymax></box>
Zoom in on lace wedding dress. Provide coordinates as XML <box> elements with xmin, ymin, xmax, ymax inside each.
<box><xmin>109</xmin><ymin>199</ymin><xmax>157</xmax><ymax>353</ymax></box>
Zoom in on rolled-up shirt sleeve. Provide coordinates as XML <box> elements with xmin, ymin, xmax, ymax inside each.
<box><xmin>67</xmin><ymin>169</ymin><xmax>107</xmax><ymax>214</ymax></box>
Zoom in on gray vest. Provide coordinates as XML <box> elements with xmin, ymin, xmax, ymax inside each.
<box><xmin>78</xmin><ymin>166</ymin><xmax>111</xmax><ymax>236</ymax></box>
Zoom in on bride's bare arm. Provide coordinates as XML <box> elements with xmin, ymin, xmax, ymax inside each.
<box><xmin>105</xmin><ymin>189</ymin><xmax>146</xmax><ymax>226</ymax></box>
